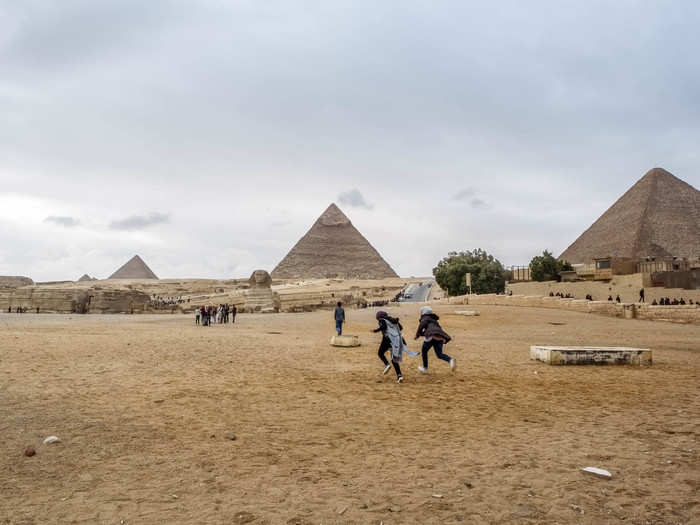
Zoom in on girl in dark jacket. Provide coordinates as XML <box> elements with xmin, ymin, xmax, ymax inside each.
<box><xmin>414</xmin><ymin>306</ymin><xmax>456</xmax><ymax>373</ymax></box>
<box><xmin>372</xmin><ymin>311</ymin><xmax>405</xmax><ymax>383</ymax></box>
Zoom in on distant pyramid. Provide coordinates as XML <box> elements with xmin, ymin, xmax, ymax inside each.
<box><xmin>108</xmin><ymin>255</ymin><xmax>159</xmax><ymax>279</ymax></box>
<box><xmin>560</xmin><ymin>168</ymin><xmax>700</xmax><ymax>263</ymax></box>
<box><xmin>272</xmin><ymin>203</ymin><xmax>399</xmax><ymax>279</ymax></box>
<box><xmin>77</xmin><ymin>274</ymin><xmax>97</xmax><ymax>282</ymax></box>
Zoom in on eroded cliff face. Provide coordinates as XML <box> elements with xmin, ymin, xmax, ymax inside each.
<box><xmin>0</xmin><ymin>286</ymin><xmax>150</xmax><ymax>314</ymax></box>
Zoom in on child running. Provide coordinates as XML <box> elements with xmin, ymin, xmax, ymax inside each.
<box><xmin>414</xmin><ymin>306</ymin><xmax>456</xmax><ymax>374</ymax></box>
<box><xmin>372</xmin><ymin>311</ymin><xmax>417</xmax><ymax>383</ymax></box>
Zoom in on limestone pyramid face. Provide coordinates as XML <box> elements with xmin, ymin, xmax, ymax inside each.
<box><xmin>272</xmin><ymin>203</ymin><xmax>399</xmax><ymax>279</ymax></box>
<box><xmin>77</xmin><ymin>274</ymin><xmax>96</xmax><ymax>282</ymax></box>
<box><xmin>560</xmin><ymin>168</ymin><xmax>700</xmax><ymax>263</ymax></box>
<box><xmin>108</xmin><ymin>255</ymin><xmax>159</xmax><ymax>279</ymax></box>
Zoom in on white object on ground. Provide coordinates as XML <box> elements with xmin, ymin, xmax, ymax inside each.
<box><xmin>43</xmin><ymin>436</ymin><xmax>61</xmax><ymax>445</ymax></box>
<box><xmin>582</xmin><ymin>467</ymin><xmax>612</xmax><ymax>479</ymax></box>
<box><xmin>455</xmin><ymin>310</ymin><xmax>480</xmax><ymax>316</ymax></box>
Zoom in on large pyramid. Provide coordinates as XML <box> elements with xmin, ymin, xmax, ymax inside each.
<box><xmin>272</xmin><ymin>203</ymin><xmax>399</xmax><ymax>279</ymax></box>
<box><xmin>108</xmin><ymin>255</ymin><xmax>159</xmax><ymax>279</ymax></box>
<box><xmin>560</xmin><ymin>168</ymin><xmax>700</xmax><ymax>263</ymax></box>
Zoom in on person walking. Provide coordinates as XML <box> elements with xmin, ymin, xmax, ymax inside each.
<box><xmin>334</xmin><ymin>301</ymin><xmax>345</xmax><ymax>336</ymax></box>
<box><xmin>195</xmin><ymin>307</ymin><xmax>200</xmax><ymax>325</ymax></box>
<box><xmin>372</xmin><ymin>311</ymin><xmax>415</xmax><ymax>383</ymax></box>
<box><xmin>230</xmin><ymin>305</ymin><xmax>237</xmax><ymax>324</ymax></box>
<box><xmin>415</xmin><ymin>306</ymin><xmax>456</xmax><ymax>374</ymax></box>
<box><xmin>639</xmin><ymin>288</ymin><xmax>645</xmax><ymax>302</ymax></box>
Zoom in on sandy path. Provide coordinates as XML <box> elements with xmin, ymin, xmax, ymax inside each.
<box><xmin>1</xmin><ymin>306</ymin><xmax>698</xmax><ymax>524</ymax></box>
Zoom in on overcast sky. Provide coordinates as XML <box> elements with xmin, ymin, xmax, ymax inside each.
<box><xmin>1</xmin><ymin>0</ymin><xmax>699</xmax><ymax>281</ymax></box>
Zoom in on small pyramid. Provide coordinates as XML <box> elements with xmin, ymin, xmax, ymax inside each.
<box><xmin>272</xmin><ymin>203</ymin><xmax>399</xmax><ymax>279</ymax></box>
<box><xmin>108</xmin><ymin>255</ymin><xmax>159</xmax><ymax>279</ymax></box>
<box><xmin>560</xmin><ymin>168</ymin><xmax>700</xmax><ymax>263</ymax></box>
<box><xmin>77</xmin><ymin>274</ymin><xmax>96</xmax><ymax>282</ymax></box>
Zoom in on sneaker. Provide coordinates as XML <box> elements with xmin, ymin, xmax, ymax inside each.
<box><xmin>382</xmin><ymin>363</ymin><xmax>392</xmax><ymax>375</ymax></box>
<box><xmin>397</xmin><ymin>375</ymin><xmax>403</xmax><ymax>383</ymax></box>
<box><xmin>417</xmin><ymin>366</ymin><xmax>428</xmax><ymax>374</ymax></box>
<box><xmin>450</xmin><ymin>358</ymin><xmax>457</xmax><ymax>372</ymax></box>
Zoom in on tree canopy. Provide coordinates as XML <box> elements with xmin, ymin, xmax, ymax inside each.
<box><xmin>433</xmin><ymin>249</ymin><xmax>507</xmax><ymax>296</ymax></box>
<box><xmin>529</xmin><ymin>250</ymin><xmax>573</xmax><ymax>282</ymax></box>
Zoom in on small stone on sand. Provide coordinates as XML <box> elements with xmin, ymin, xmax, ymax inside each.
<box><xmin>43</xmin><ymin>436</ymin><xmax>61</xmax><ymax>445</ymax></box>
<box><xmin>24</xmin><ymin>447</ymin><xmax>36</xmax><ymax>457</ymax></box>
<box><xmin>582</xmin><ymin>466</ymin><xmax>612</xmax><ymax>479</ymax></box>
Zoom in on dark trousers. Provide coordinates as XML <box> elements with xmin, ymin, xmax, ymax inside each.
<box><xmin>335</xmin><ymin>319</ymin><xmax>343</xmax><ymax>335</ymax></box>
<box><xmin>196</xmin><ymin>316</ymin><xmax>200</xmax><ymax>325</ymax></box>
<box><xmin>378</xmin><ymin>337</ymin><xmax>402</xmax><ymax>377</ymax></box>
<box><xmin>421</xmin><ymin>339</ymin><xmax>451</xmax><ymax>368</ymax></box>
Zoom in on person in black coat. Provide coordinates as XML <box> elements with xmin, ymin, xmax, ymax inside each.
<box><xmin>414</xmin><ymin>306</ymin><xmax>455</xmax><ymax>374</ymax></box>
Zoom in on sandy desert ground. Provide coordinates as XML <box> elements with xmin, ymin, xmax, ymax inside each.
<box><xmin>1</xmin><ymin>305</ymin><xmax>698</xmax><ymax>524</ymax></box>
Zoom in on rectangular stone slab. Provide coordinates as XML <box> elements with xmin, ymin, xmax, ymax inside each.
<box><xmin>531</xmin><ymin>346</ymin><xmax>651</xmax><ymax>366</ymax></box>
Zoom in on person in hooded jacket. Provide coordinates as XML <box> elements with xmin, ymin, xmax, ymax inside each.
<box><xmin>415</xmin><ymin>306</ymin><xmax>456</xmax><ymax>373</ymax></box>
<box><xmin>372</xmin><ymin>311</ymin><xmax>405</xmax><ymax>383</ymax></box>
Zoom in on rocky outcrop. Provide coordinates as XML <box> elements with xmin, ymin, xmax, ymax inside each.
<box><xmin>0</xmin><ymin>286</ymin><xmax>150</xmax><ymax>314</ymax></box>
<box><xmin>0</xmin><ymin>276</ymin><xmax>34</xmax><ymax>288</ymax></box>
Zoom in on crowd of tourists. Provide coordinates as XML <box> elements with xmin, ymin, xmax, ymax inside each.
<box><xmin>151</xmin><ymin>295</ymin><xmax>189</xmax><ymax>309</ymax></box>
<box><xmin>651</xmin><ymin>297</ymin><xmax>695</xmax><ymax>305</ymax></box>
<box><xmin>195</xmin><ymin>304</ymin><xmax>237</xmax><ymax>326</ymax></box>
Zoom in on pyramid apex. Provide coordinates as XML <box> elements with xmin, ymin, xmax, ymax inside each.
<box><xmin>318</xmin><ymin>203</ymin><xmax>351</xmax><ymax>226</ymax></box>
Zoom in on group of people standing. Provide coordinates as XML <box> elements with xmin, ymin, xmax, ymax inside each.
<box><xmin>335</xmin><ymin>302</ymin><xmax>456</xmax><ymax>384</ymax></box>
<box><xmin>195</xmin><ymin>304</ymin><xmax>237</xmax><ymax>326</ymax></box>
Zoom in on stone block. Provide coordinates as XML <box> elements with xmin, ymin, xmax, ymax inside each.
<box><xmin>330</xmin><ymin>335</ymin><xmax>361</xmax><ymax>347</ymax></box>
<box><xmin>530</xmin><ymin>346</ymin><xmax>652</xmax><ymax>365</ymax></box>
<box><xmin>455</xmin><ymin>310</ymin><xmax>480</xmax><ymax>316</ymax></box>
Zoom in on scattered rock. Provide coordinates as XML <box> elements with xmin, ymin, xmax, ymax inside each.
<box><xmin>432</xmin><ymin>494</ymin><xmax>444</xmax><ymax>498</ymax></box>
<box><xmin>582</xmin><ymin>466</ymin><xmax>612</xmax><ymax>479</ymax></box>
<box><xmin>153</xmin><ymin>399</ymin><xmax>165</xmax><ymax>404</ymax></box>
<box><xmin>337</xmin><ymin>506</ymin><xmax>347</xmax><ymax>515</ymax></box>
<box><xmin>388</xmin><ymin>505</ymin><xmax>401</xmax><ymax>513</ymax></box>
<box><xmin>43</xmin><ymin>436</ymin><xmax>61</xmax><ymax>445</ymax></box>
<box><xmin>464</xmin><ymin>482</ymin><xmax>473</xmax><ymax>489</ymax></box>
<box><xmin>570</xmin><ymin>504</ymin><xmax>584</xmax><ymax>514</ymax></box>
<box><xmin>24</xmin><ymin>447</ymin><xmax>36</xmax><ymax>457</ymax></box>
<box><xmin>514</xmin><ymin>505</ymin><xmax>536</xmax><ymax>518</ymax></box>
<box><xmin>232</xmin><ymin>511</ymin><xmax>256</xmax><ymax>524</ymax></box>
<box><xmin>224</xmin><ymin>431</ymin><xmax>237</xmax><ymax>441</ymax></box>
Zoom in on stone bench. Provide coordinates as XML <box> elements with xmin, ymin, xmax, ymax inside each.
<box><xmin>531</xmin><ymin>346</ymin><xmax>651</xmax><ymax>366</ymax></box>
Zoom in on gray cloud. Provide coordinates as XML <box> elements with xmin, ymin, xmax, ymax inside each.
<box><xmin>453</xmin><ymin>188</ymin><xmax>475</xmax><ymax>201</ymax></box>
<box><xmin>44</xmin><ymin>216</ymin><xmax>80</xmax><ymax>227</ymax></box>
<box><xmin>109</xmin><ymin>212</ymin><xmax>170</xmax><ymax>231</ymax></box>
<box><xmin>453</xmin><ymin>188</ymin><xmax>489</xmax><ymax>209</ymax></box>
<box><xmin>338</xmin><ymin>189</ymin><xmax>373</xmax><ymax>210</ymax></box>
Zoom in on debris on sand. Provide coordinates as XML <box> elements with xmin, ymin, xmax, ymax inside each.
<box><xmin>24</xmin><ymin>447</ymin><xmax>36</xmax><ymax>457</ymax></box>
<box><xmin>224</xmin><ymin>431</ymin><xmax>237</xmax><ymax>441</ymax></box>
<box><xmin>43</xmin><ymin>436</ymin><xmax>61</xmax><ymax>445</ymax></box>
<box><xmin>582</xmin><ymin>466</ymin><xmax>612</xmax><ymax>479</ymax></box>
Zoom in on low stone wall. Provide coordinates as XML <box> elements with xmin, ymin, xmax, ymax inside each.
<box><xmin>506</xmin><ymin>276</ymin><xmax>700</xmax><ymax>304</ymax></box>
<box><xmin>445</xmin><ymin>294</ymin><xmax>700</xmax><ymax>324</ymax></box>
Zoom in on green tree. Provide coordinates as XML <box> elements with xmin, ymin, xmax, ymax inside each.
<box><xmin>433</xmin><ymin>249</ymin><xmax>507</xmax><ymax>296</ymax></box>
<box><xmin>529</xmin><ymin>250</ymin><xmax>573</xmax><ymax>282</ymax></box>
